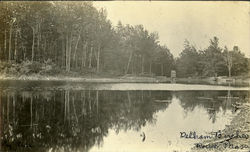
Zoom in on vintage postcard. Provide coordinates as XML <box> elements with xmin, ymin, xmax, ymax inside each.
<box><xmin>0</xmin><ymin>1</ymin><xmax>249</xmax><ymax>152</ymax></box>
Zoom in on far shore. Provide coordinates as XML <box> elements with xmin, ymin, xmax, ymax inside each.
<box><xmin>0</xmin><ymin>74</ymin><xmax>249</xmax><ymax>86</ymax></box>
<box><xmin>0</xmin><ymin>74</ymin><xmax>168</xmax><ymax>83</ymax></box>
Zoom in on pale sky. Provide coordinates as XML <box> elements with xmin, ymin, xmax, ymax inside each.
<box><xmin>93</xmin><ymin>1</ymin><xmax>250</xmax><ymax>58</ymax></box>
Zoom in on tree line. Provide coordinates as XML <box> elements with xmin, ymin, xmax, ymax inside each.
<box><xmin>176</xmin><ymin>38</ymin><xmax>249</xmax><ymax>77</ymax></box>
<box><xmin>0</xmin><ymin>2</ymin><xmax>249</xmax><ymax>77</ymax></box>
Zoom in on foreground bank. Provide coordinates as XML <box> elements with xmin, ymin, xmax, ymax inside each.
<box><xmin>192</xmin><ymin>102</ymin><xmax>250</xmax><ymax>152</ymax></box>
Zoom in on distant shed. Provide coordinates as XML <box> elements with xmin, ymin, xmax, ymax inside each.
<box><xmin>171</xmin><ymin>70</ymin><xmax>176</xmax><ymax>78</ymax></box>
<box><xmin>171</xmin><ymin>70</ymin><xmax>176</xmax><ymax>83</ymax></box>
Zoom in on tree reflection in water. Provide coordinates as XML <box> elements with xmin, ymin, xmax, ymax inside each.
<box><xmin>175</xmin><ymin>91</ymin><xmax>249</xmax><ymax>123</ymax></box>
<box><xmin>0</xmin><ymin>90</ymin><xmax>248</xmax><ymax>152</ymax></box>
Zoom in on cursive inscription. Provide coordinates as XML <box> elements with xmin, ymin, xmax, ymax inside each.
<box><xmin>180</xmin><ymin>130</ymin><xmax>249</xmax><ymax>150</ymax></box>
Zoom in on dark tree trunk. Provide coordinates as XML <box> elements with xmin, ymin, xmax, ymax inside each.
<box><xmin>31</xmin><ymin>27</ymin><xmax>35</xmax><ymax>62</ymax></box>
<box><xmin>141</xmin><ymin>55</ymin><xmax>144</xmax><ymax>74</ymax></box>
<box><xmin>81</xmin><ymin>42</ymin><xmax>87</xmax><ymax>69</ymax></box>
<box><xmin>14</xmin><ymin>30</ymin><xmax>18</xmax><ymax>62</ymax></box>
<box><xmin>149</xmin><ymin>62</ymin><xmax>152</xmax><ymax>74</ymax></box>
<box><xmin>161</xmin><ymin>64</ymin><xmax>164</xmax><ymax>76</ymax></box>
<box><xmin>4</xmin><ymin>30</ymin><xmax>7</xmax><ymax>60</ymax></box>
<box><xmin>68</xmin><ymin>32</ymin><xmax>72</xmax><ymax>71</ymax></box>
<box><xmin>65</xmin><ymin>35</ymin><xmax>68</xmax><ymax>71</ymax></box>
<box><xmin>8</xmin><ymin>26</ymin><xmax>13</xmax><ymax>62</ymax></box>
<box><xmin>42</xmin><ymin>37</ymin><xmax>47</xmax><ymax>63</ymax></box>
<box><xmin>37</xmin><ymin>23</ymin><xmax>40</xmax><ymax>62</ymax></box>
<box><xmin>89</xmin><ymin>46</ymin><xmax>93</xmax><ymax>68</ymax></box>
<box><xmin>61</xmin><ymin>38</ymin><xmax>64</xmax><ymax>68</ymax></box>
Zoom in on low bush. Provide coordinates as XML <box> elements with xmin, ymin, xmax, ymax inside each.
<box><xmin>0</xmin><ymin>60</ymin><xmax>62</xmax><ymax>76</ymax></box>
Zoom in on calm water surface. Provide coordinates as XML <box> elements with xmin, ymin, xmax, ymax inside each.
<box><xmin>0</xmin><ymin>81</ymin><xmax>249</xmax><ymax>152</ymax></box>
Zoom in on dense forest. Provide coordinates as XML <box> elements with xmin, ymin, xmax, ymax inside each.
<box><xmin>0</xmin><ymin>2</ymin><xmax>249</xmax><ymax>78</ymax></box>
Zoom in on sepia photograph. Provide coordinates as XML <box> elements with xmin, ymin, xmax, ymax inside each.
<box><xmin>0</xmin><ymin>1</ymin><xmax>249</xmax><ymax>152</ymax></box>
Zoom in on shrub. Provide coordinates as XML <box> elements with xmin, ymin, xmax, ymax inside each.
<box><xmin>28</xmin><ymin>62</ymin><xmax>43</xmax><ymax>73</ymax></box>
<box><xmin>19</xmin><ymin>60</ymin><xmax>32</xmax><ymax>75</ymax></box>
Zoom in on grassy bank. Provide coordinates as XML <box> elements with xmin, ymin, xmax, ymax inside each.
<box><xmin>0</xmin><ymin>61</ymin><xmax>249</xmax><ymax>85</ymax></box>
<box><xmin>1</xmin><ymin>73</ymin><xmax>250</xmax><ymax>86</ymax></box>
<box><xmin>0</xmin><ymin>72</ymin><xmax>171</xmax><ymax>83</ymax></box>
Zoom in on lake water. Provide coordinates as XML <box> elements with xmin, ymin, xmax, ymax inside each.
<box><xmin>0</xmin><ymin>81</ymin><xmax>249</xmax><ymax>152</ymax></box>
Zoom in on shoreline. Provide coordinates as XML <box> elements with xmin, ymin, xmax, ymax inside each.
<box><xmin>0</xmin><ymin>74</ymin><xmax>169</xmax><ymax>83</ymax></box>
<box><xmin>0</xmin><ymin>74</ymin><xmax>249</xmax><ymax>86</ymax></box>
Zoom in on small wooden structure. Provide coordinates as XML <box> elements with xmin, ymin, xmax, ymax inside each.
<box><xmin>171</xmin><ymin>70</ymin><xmax>176</xmax><ymax>83</ymax></box>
